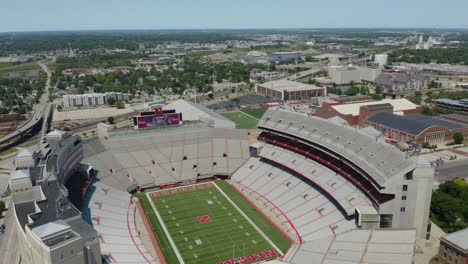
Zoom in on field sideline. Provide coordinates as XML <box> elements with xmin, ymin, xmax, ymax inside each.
<box><xmin>135</xmin><ymin>181</ymin><xmax>291</xmax><ymax>264</ymax></box>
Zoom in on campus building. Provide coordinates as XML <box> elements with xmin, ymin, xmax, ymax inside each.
<box><xmin>374</xmin><ymin>72</ymin><xmax>431</xmax><ymax>92</ymax></box>
<box><xmin>315</xmin><ymin>98</ymin><xmax>421</xmax><ymax>126</ymax></box>
<box><xmin>62</xmin><ymin>92</ymin><xmax>130</xmax><ymax>109</ymax></box>
<box><xmin>328</xmin><ymin>66</ymin><xmax>361</xmax><ymax>85</ymax></box>
<box><xmin>366</xmin><ymin>112</ymin><xmax>468</xmax><ymax>145</ymax></box>
<box><xmin>435</xmin><ymin>228</ymin><xmax>468</xmax><ymax>264</ymax></box>
<box><xmin>433</xmin><ymin>98</ymin><xmax>468</xmax><ymax>113</ymax></box>
<box><xmin>255</xmin><ymin>80</ymin><xmax>324</xmax><ymax>101</ymax></box>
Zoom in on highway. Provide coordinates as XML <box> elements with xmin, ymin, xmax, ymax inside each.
<box><xmin>0</xmin><ymin>62</ymin><xmax>51</xmax><ymax>146</ymax></box>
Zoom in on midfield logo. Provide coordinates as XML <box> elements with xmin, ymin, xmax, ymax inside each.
<box><xmin>197</xmin><ymin>215</ymin><xmax>212</xmax><ymax>223</ymax></box>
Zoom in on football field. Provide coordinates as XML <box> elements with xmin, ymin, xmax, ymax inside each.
<box><xmin>144</xmin><ymin>181</ymin><xmax>285</xmax><ymax>264</ymax></box>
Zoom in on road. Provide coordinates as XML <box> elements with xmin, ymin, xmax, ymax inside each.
<box><xmin>0</xmin><ymin>62</ymin><xmax>51</xmax><ymax>146</ymax></box>
<box><xmin>435</xmin><ymin>159</ymin><xmax>468</xmax><ymax>182</ymax></box>
<box><xmin>0</xmin><ymin>199</ymin><xmax>21</xmax><ymax>264</ymax></box>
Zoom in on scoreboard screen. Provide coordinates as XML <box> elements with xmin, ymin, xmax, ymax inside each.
<box><xmin>133</xmin><ymin>112</ymin><xmax>181</xmax><ymax>129</ymax></box>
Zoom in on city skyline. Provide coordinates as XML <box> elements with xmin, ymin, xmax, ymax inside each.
<box><xmin>1</xmin><ymin>0</ymin><xmax>467</xmax><ymax>32</ymax></box>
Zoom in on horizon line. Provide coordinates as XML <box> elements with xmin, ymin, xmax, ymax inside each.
<box><xmin>1</xmin><ymin>27</ymin><xmax>468</xmax><ymax>34</ymax></box>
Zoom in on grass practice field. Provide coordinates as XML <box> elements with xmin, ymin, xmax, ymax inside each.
<box><xmin>221</xmin><ymin>107</ymin><xmax>267</xmax><ymax>129</ymax></box>
<box><xmin>137</xmin><ymin>181</ymin><xmax>290</xmax><ymax>264</ymax></box>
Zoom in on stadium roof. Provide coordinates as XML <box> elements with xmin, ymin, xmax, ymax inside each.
<box><xmin>331</xmin><ymin>99</ymin><xmax>418</xmax><ymax>116</ymax></box>
<box><xmin>441</xmin><ymin>228</ymin><xmax>468</xmax><ymax>252</ymax></box>
<box><xmin>258</xmin><ymin>80</ymin><xmax>323</xmax><ymax>92</ymax></box>
<box><xmin>367</xmin><ymin>112</ymin><xmax>467</xmax><ymax>136</ymax></box>
<box><xmin>164</xmin><ymin>99</ymin><xmax>235</xmax><ymax>128</ymax></box>
<box><xmin>259</xmin><ymin>109</ymin><xmax>415</xmax><ymax>186</ymax></box>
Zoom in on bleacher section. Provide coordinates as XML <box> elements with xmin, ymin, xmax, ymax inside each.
<box><xmin>89</xmin><ymin>182</ymin><xmax>158</xmax><ymax>264</ymax></box>
<box><xmin>258</xmin><ymin>109</ymin><xmax>415</xmax><ymax>187</ymax></box>
<box><xmin>83</xmin><ymin>128</ymin><xmax>249</xmax><ymax>191</ymax></box>
<box><xmin>258</xmin><ymin>132</ymin><xmax>394</xmax><ymax>204</ymax></box>
<box><xmin>259</xmin><ymin>143</ymin><xmax>372</xmax><ymax>215</ymax></box>
<box><xmin>231</xmin><ymin>157</ymin><xmax>359</xmax><ymax>242</ymax></box>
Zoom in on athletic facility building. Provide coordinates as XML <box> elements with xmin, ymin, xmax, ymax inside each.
<box><xmin>255</xmin><ymin>80</ymin><xmax>324</xmax><ymax>101</ymax></box>
<box><xmin>8</xmin><ymin>108</ymin><xmax>434</xmax><ymax>264</ymax></box>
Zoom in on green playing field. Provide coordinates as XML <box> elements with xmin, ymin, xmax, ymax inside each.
<box><xmin>143</xmin><ymin>181</ymin><xmax>287</xmax><ymax>264</ymax></box>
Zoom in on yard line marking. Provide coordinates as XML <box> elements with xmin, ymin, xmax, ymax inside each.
<box><xmin>212</xmin><ymin>181</ymin><xmax>284</xmax><ymax>256</ymax></box>
<box><xmin>146</xmin><ymin>192</ymin><xmax>185</xmax><ymax>264</ymax></box>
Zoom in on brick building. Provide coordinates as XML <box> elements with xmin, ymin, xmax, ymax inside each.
<box><xmin>255</xmin><ymin>80</ymin><xmax>323</xmax><ymax>101</ymax></box>
<box><xmin>366</xmin><ymin>112</ymin><xmax>468</xmax><ymax>145</ymax></box>
<box><xmin>314</xmin><ymin>98</ymin><xmax>421</xmax><ymax>126</ymax></box>
<box><xmin>435</xmin><ymin>228</ymin><xmax>468</xmax><ymax>264</ymax></box>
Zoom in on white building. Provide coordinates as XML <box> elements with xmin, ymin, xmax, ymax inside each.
<box><xmin>329</xmin><ymin>66</ymin><xmax>361</xmax><ymax>85</ymax></box>
<box><xmin>62</xmin><ymin>92</ymin><xmax>130</xmax><ymax>109</ymax></box>
<box><xmin>358</xmin><ymin>65</ymin><xmax>383</xmax><ymax>82</ymax></box>
<box><xmin>374</xmin><ymin>54</ymin><xmax>388</xmax><ymax>66</ymax></box>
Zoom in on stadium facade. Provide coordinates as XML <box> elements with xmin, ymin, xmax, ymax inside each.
<box><xmin>10</xmin><ymin>130</ymin><xmax>101</xmax><ymax>264</ymax></box>
<box><xmin>8</xmin><ymin>108</ymin><xmax>435</xmax><ymax>263</ymax></box>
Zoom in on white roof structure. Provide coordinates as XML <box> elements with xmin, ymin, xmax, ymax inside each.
<box><xmin>258</xmin><ymin>80</ymin><xmax>323</xmax><ymax>92</ymax></box>
<box><xmin>32</xmin><ymin>220</ymin><xmax>72</xmax><ymax>239</ymax></box>
<box><xmin>10</xmin><ymin>169</ymin><xmax>30</xmax><ymax>180</ymax></box>
<box><xmin>327</xmin><ymin>116</ymin><xmax>349</xmax><ymax>126</ymax></box>
<box><xmin>331</xmin><ymin>99</ymin><xmax>418</xmax><ymax>116</ymax></box>
<box><xmin>16</xmin><ymin>149</ymin><xmax>35</xmax><ymax>158</ymax></box>
<box><xmin>259</xmin><ymin>109</ymin><xmax>415</xmax><ymax>186</ymax></box>
<box><xmin>442</xmin><ymin>228</ymin><xmax>468</xmax><ymax>251</ymax></box>
<box><xmin>292</xmin><ymin>229</ymin><xmax>416</xmax><ymax>264</ymax></box>
<box><xmin>163</xmin><ymin>99</ymin><xmax>235</xmax><ymax>128</ymax></box>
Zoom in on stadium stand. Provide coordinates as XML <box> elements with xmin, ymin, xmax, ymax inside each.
<box><xmin>258</xmin><ymin>131</ymin><xmax>393</xmax><ymax>204</ymax></box>
<box><xmin>83</xmin><ymin>127</ymin><xmax>249</xmax><ymax>190</ymax></box>
<box><xmin>258</xmin><ymin>109</ymin><xmax>416</xmax><ymax>187</ymax></box>
<box><xmin>253</xmin><ymin>108</ymin><xmax>434</xmax><ymax>242</ymax></box>
<box><xmin>231</xmin><ymin>157</ymin><xmax>358</xmax><ymax>242</ymax></box>
<box><xmin>87</xmin><ymin>182</ymin><xmax>158</xmax><ymax>263</ymax></box>
<box><xmin>289</xmin><ymin>229</ymin><xmax>416</xmax><ymax>264</ymax></box>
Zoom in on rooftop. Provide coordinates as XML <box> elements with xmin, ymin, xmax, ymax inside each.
<box><xmin>367</xmin><ymin>112</ymin><xmax>467</xmax><ymax>136</ymax></box>
<box><xmin>441</xmin><ymin>228</ymin><xmax>468</xmax><ymax>252</ymax></box>
<box><xmin>258</xmin><ymin>80</ymin><xmax>323</xmax><ymax>92</ymax></box>
<box><xmin>331</xmin><ymin>98</ymin><xmax>418</xmax><ymax>116</ymax></box>
<box><xmin>434</xmin><ymin>98</ymin><xmax>468</xmax><ymax>107</ymax></box>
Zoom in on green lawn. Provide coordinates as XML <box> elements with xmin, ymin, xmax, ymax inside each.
<box><xmin>241</xmin><ymin>107</ymin><xmax>268</xmax><ymax>120</ymax></box>
<box><xmin>136</xmin><ymin>181</ymin><xmax>289</xmax><ymax>264</ymax></box>
<box><xmin>222</xmin><ymin>112</ymin><xmax>259</xmax><ymax>129</ymax></box>
<box><xmin>0</xmin><ymin>62</ymin><xmax>42</xmax><ymax>78</ymax></box>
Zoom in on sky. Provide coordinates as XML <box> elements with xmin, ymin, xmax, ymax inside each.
<box><xmin>0</xmin><ymin>0</ymin><xmax>467</xmax><ymax>32</ymax></box>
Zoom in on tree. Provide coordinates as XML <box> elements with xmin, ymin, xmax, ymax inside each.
<box><xmin>422</xmin><ymin>106</ymin><xmax>434</xmax><ymax>116</ymax></box>
<box><xmin>0</xmin><ymin>200</ymin><xmax>5</xmax><ymax>216</ymax></box>
<box><xmin>107</xmin><ymin>97</ymin><xmax>116</xmax><ymax>106</ymax></box>
<box><xmin>115</xmin><ymin>100</ymin><xmax>125</xmax><ymax>109</ymax></box>
<box><xmin>208</xmin><ymin>93</ymin><xmax>214</xmax><ymax>100</ymax></box>
<box><xmin>452</xmin><ymin>132</ymin><xmax>464</xmax><ymax>145</ymax></box>
<box><xmin>107</xmin><ymin>116</ymin><xmax>114</xmax><ymax>124</ymax></box>
<box><xmin>375</xmin><ymin>85</ymin><xmax>382</xmax><ymax>94</ymax></box>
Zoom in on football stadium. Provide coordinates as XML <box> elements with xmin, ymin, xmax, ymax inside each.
<box><xmin>8</xmin><ymin>105</ymin><xmax>434</xmax><ymax>264</ymax></box>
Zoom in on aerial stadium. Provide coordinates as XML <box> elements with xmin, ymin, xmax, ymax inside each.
<box><xmin>8</xmin><ymin>105</ymin><xmax>434</xmax><ymax>264</ymax></box>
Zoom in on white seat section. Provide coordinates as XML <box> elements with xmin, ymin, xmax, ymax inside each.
<box><xmin>231</xmin><ymin>157</ymin><xmax>358</xmax><ymax>243</ymax></box>
<box><xmin>89</xmin><ymin>182</ymin><xmax>158</xmax><ymax>263</ymax></box>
